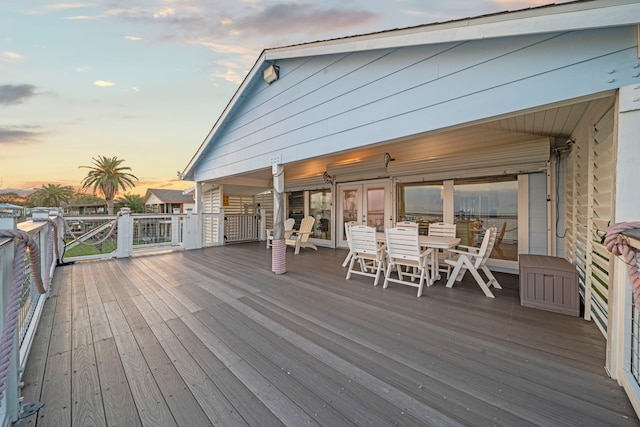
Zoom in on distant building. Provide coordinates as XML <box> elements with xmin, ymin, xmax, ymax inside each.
<box><xmin>143</xmin><ymin>189</ymin><xmax>195</xmax><ymax>214</ymax></box>
<box><xmin>63</xmin><ymin>201</ymin><xmax>107</xmax><ymax>215</ymax></box>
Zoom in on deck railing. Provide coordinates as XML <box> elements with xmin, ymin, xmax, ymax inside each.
<box><xmin>0</xmin><ymin>217</ymin><xmax>58</xmax><ymax>426</ymax></box>
<box><xmin>0</xmin><ymin>209</ymin><xmax>204</xmax><ymax>425</ymax></box>
<box><xmin>61</xmin><ymin>210</ymin><xmax>201</xmax><ymax>262</ymax></box>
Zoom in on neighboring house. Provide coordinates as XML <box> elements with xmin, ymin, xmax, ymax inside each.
<box><xmin>143</xmin><ymin>188</ymin><xmax>195</xmax><ymax>213</ymax></box>
<box><xmin>181</xmin><ymin>0</ymin><xmax>640</xmax><ymax>412</ymax></box>
<box><xmin>63</xmin><ymin>201</ymin><xmax>107</xmax><ymax>215</ymax></box>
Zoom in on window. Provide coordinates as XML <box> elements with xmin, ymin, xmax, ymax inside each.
<box><xmin>397</xmin><ymin>182</ymin><xmax>443</xmax><ymax>234</ymax></box>
<box><xmin>309</xmin><ymin>189</ymin><xmax>331</xmax><ymax>239</ymax></box>
<box><xmin>454</xmin><ymin>177</ymin><xmax>518</xmax><ymax>261</ymax></box>
<box><xmin>287</xmin><ymin>191</ymin><xmax>304</xmax><ymax>229</ymax></box>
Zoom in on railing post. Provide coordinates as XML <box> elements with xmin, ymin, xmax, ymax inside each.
<box><xmin>217</xmin><ymin>210</ymin><xmax>225</xmax><ymax>246</ymax></box>
<box><xmin>184</xmin><ymin>209</ymin><xmax>202</xmax><ymax>250</ymax></box>
<box><xmin>116</xmin><ymin>208</ymin><xmax>132</xmax><ymax>258</ymax></box>
<box><xmin>259</xmin><ymin>207</ymin><xmax>266</xmax><ymax>242</ymax></box>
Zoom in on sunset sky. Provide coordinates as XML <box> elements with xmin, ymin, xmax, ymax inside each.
<box><xmin>0</xmin><ymin>0</ymin><xmax>570</xmax><ymax>196</ymax></box>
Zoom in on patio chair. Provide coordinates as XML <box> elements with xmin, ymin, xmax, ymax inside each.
<box><xmin>266</xmin><ymin>218</ymin><xmax>295</xmax><ymax>248</ymax></box>
<box><xmin>396</xmin><ymin>221</ymin><xmax>419</xmax><ymax>228</ymax></box>
<box><xmin>346</xmin><ymin>225</ymin><xmax>386</xmax><ymax>286</ymax></box>
<box><xmin>286</xmin><ymin>216</ymin><xmax>318</xmax><ymax>254</ymax></box>
<box><xmin>341</xmin><ymin>221</ymin><xmax>360</xmax><ymax>267</ymax></box>
<box><xmin>444</xmin><ymin>226</ymin><xmax>502</xmax><ymax>298</ymax></box>
<box><xmin>383</xmin><ymin>227</ymin><xmax>433</xmax><ymax>297</ymax></box>
<box><xmin>428</xmin><ymin>222</ymin><xmax>457</xmax><ymax>279</ymax></box>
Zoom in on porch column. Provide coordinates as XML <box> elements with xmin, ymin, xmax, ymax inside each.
<box><xmin>608</xmin><ymin>84</ymin><xmax>640</xmax><ymax>382</ymax></box>
<box><xmin>272</xmin><ymin>163</ymin><xmax>286</xmax><ymax>274</ymax></box>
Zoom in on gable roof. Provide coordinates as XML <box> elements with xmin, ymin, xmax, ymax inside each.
<box><xmin>143</xmin><ymin>189</ymin><xmax>194</xmax><ymax>204</ymax></box>
<box><xmin>181</xmin><ymin>0</ymin><xmax>640</xmax><ymax>181</ymax></box>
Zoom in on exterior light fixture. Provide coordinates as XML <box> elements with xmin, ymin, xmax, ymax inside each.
<box><xmin>263</xmin><ymin>64</ymin><xmax>280</xmax><ymax>84</ymax></box>
<box><xmin>384</xmin><ymin>152</ymin><xmax>395</xmax><ymax>167</ymax></box>
<box><xmin>322</xmin><ymin>171</ymin><xmax>334</xmax><ymax>185</ymax></box>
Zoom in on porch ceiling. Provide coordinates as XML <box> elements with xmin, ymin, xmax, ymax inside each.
<box><xmin>205</xmin><ymin>94</ymin><xmax>605</xmax><ymax>195</ymax></box>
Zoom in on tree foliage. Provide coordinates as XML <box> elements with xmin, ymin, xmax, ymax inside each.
<box><xmin>116</xmin><ymin>193</ymin><xmax>144</xmax><ymax>213</ymax></box>
<box><xmin>27</xmin><ymin>184</ymin><xmax>75</xmax><ymax>207</ymax></box>
<box><xmin>80</xmin><ymin>155</ymin><xmax>138</xmax><ymax>214</ymax></box>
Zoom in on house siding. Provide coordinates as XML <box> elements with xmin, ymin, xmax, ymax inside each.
<box><xmin>193</xmin><ymin>25</ymin><xmax>638</xmax><ymax>183</ymax></box>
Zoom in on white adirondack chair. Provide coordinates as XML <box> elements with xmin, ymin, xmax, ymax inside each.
<box><xmin>345</xmin><ymin>225</ymin><xmax>386</xmax><ymax>286</ymax></box>
<box><xmin>266</xmin><ymin>218</ymin><xmax>295</xmax><ymax>248</ymax></box>
<box><xmin>383</xmin><ymin>227</ymin><xmax>433</xmax><ymax>297</ymax></box>
<box><xmin>444</xmin><ymin>226</ymin><xmax>502</xmax><ymax>298</ymax></box>
<box><xmin>286</xmin><ymin>216</ymin><xmax>318</xmax><ymax>254</ymax></box>
<box><xmin>428</xmin><ymin>222</ymin><xmax>457</xmax><ymax>279</ymax></box>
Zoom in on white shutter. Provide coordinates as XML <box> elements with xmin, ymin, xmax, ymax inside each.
<box><xmin>202</xmin><ymin>187</ymin><xmax>222</xmax><ymax>245</ymax></box>
<box><xmin>389</xmin><ymin>138</ymin><xmax>550</xmax><ymax>181</ymax></box>
<box><xmin>568</xmin><ymin>107</ymin><xmax>614</xmax><ymax>336</ymax></box>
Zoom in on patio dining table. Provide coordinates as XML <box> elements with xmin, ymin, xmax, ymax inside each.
<box><xmin>376</xmin><ymin>232</ymin><xmax>460</xmax><ymax>285</ymax></box>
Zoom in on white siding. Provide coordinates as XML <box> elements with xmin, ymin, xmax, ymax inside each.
<box><xmin>192</xmin><ymin>26</ymin><xmax>638</xmax><ymax>183</ymax></box>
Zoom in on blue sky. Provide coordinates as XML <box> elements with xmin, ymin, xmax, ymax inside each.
<box><xmin>0</xmin><ymin>0</ymin><xmax>569</xmax><ymax>195</ymax></box>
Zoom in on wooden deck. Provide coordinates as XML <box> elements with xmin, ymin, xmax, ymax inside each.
<box><xmin>20</xmin><ymin>243</ymin><xmax>638</xmax><ymax>426</ymax></box>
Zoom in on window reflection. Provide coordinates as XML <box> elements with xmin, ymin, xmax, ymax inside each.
<box><xmin>309</xmin><ymin>189</ymin><xmax>331</xmax><ymax>239</ymax></box>
<box><xmin>454</xmin><ymin>178</ymin><xmax>517</xmax><ymax>261</ymax></box>
<box><xmin>397</xmin><ymin>182</ymin><xmax>443</xmax><ymax>234</ymax></box>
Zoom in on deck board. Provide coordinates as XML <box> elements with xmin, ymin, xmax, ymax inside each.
<box><xmin>21</xmin><ymin>243</ymin><xmax>639</xmax><ymax>426</ymax></box>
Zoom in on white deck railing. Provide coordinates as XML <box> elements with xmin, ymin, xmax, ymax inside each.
<box><xmin>0</xmin><ymin>218</ymin><xmax>59</xmax><ymax>426</ymax></box>
<box><xmin>0</xmin><ymin>209</ymin><xmax>206</xmax><ymax>425</ymax></box>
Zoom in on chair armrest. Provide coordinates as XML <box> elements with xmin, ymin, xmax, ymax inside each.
<box><xmin>457</xmin><ymin>244</ymin><xmax>479</xmax><ymax>252</ymax></box>
<box><xmin>448</xmin><ymin>248</ymin><xmax>482</xmax><ymax>258</ymax></box>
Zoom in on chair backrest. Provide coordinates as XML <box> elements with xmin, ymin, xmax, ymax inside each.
<box><xmin>428</xmin><ymin>222</ymin><xmax>456</xmax><ymax>238</ymax></box>
<box><xmin>385</xmin><ymin>227</ymin><xmax>421</xmax><ymax>263</ymax></box>
<box><xmin>396</xmin><ymin>221</ymin><xmax>419</xmax><ymax>229</ymax></box>
<box><xmin>475</xmin><ymin>226</ymin><xmax>497</xmax><ymax>268</ymax></box>
<box><xmin>284</xmin><ymin>218</ymin><xmax>295</xmax><ymax>231</ymax></box>
<box><xmin>297</xmin><ymin>216</ymin><xmax>316</xmax><ymax>242</ymax></box>
<box><xmin>349</xmin><ymin>225</ymin><xmax>380</xmax><ymax>256</ymax></box>
<box><xmin>344</xmin><ymin>220</ymin><xmax>359</xmax><ymax>244</ymax></box>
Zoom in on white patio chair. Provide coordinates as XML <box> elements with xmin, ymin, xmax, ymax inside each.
<box><xmin>396</xmin><ymin>221</ymin><xmax>419</xmax><ymax>229</ymax></box>
<box><xmin>266</xmin><ymin>218</ymin><xmax>295</xmax><ymax>248</ymax></box>
<box><xmin>444</xmin><ymin>226</ymin><xmax>502</xmax><ymax>298</ymax></box>
<box><xmin>286</xmin><ymin>216</ymin><xmax>318</xmax><ymax>255</ymax></box>
<box><xmin>341</xmin><ymin>221</ymin><xmax>360</xmax><ymax>267</ymax></box>
<box><xmin>428</xmin><ymin>222</ymin><xmax>457</xmax><ymax>279</ymax></box>
<box><xmin>346</xmin><ymin>225</ymin><xmax>386</xmax><ymax>286</ymax></box>
<box><xmin>383</xmin><ymin>227</ymin><xmax>433</xmax><ymax>297</ymax></box>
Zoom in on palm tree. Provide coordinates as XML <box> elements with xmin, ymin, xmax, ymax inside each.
<box><xmin>27</xmin><ymin>184</ymin><xmax>75</xmax><ymax>208</ymax></box>
<box><xmin>116</xmin><ymin>193</ymin><xmax>144</xmax><ymax>213</ymax></box>
<box><xmin>80</xmin><ymin>156</ymin><xmax>138</xmax><ymax>214</ymax></box>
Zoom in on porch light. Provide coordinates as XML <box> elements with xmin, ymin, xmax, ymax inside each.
<box><xmin>384</xmin><ymin>152</ymin><xmax>395</xmax><ymax>167</ymax></box>
<box><xmin>263</xmin><ymin>64</ymin><xmax>280</xmax><ymax>84</ymax></box>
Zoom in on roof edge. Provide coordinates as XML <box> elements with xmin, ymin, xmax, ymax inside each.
<box><xmin>266</xmin><ymin>1</ymin><xmax>640</xmax><ymax>60</ymax></box>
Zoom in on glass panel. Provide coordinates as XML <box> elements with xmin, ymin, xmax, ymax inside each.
<box><xmin>397</xmin><ymin>182</ymin><xmax>443</xmax><ymax>234</ymax></box>
<box><xmin>287</xmin><ymin>191</ymin><xmax>304</xmax><ymax>229</ymax></box>
<box><xmin>454</xmin><ymin>178</ymin><xmax>518</xmax><ymax>261</ymax></box>
<box><xmin>367</xmin><ymin>187</ymin><xmax>385</xmax><ymax>232</ymax></box>
<box><xmin>309</xmin><ymin>189</ymin><xmax>331</xmax><ymax>240</ymax></box>
<box><xmin>342</xmin><ymin>189</ymin><xmax>359</xmax><ymax>239</ymax></box>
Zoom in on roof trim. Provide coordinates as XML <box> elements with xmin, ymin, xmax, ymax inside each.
<box><xmin>182</xmin><ymin>51</ymin><xmax>267</xmax><ymax>180</ymax></box>
<box><xmin>267</xmin><ymin>1</ymin><xmax>640</xmax><ymax>60</ymax></box>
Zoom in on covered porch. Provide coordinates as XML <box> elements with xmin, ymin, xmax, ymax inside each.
<box><xmin>21</xmin><ymin>243</ymin><xmax>637</xmax><ymax>426</ymax></box>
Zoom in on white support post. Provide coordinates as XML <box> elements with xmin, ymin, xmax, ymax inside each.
<box><xmin>272</xmin><ymin>163</ymin><xmax>286</xmax><ymax>274</ymax></box>
<box><xmin>116</xmin><ymin>208</ymin><xmax>132</xmax><ymax>258</ymax></box>
<box><xmin>184</xmin><ymin>209</ymin><xmax>202</xmax><ymax>250</ymax></box>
